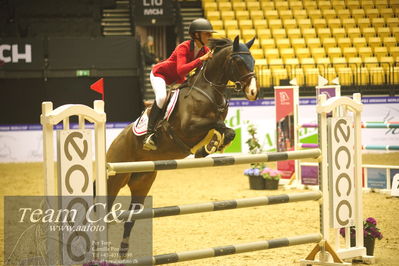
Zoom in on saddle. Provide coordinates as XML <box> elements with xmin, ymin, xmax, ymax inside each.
<box><xmin>132</xmin><ymin>88</ymin><xmax>179</xmax><ymax>136</ymax></box>
<box><xmin>133</xmin><ymin>86</ymin><xmax>225</xmax><ymax>155</ymax></box>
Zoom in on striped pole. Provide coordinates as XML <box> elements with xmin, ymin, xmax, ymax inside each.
<box><xmin>301</xmin><ymin>144</ymin><xmax>399</xmax><ymax>151</ymax></box>
<box><xmin>299</xmin><ymin>143</ymin><xmax>319</xmax><ymax>149</ymax></box>
<box><xmin>300</xmin><ymin>123</ymin><xmax>318</xmax><ymax>128</ymax></box>
<box><xmin>362</xmin><ymin>145</ymin><xmax>399</xmax><ymax>151</ymax></box>
<box><xmin>362</xmin><ymin>122</ymin><xmax>399</xmax><ymax>129</ymax></box>
<box><xmin>120</xmin><ymin>191</ymin><xmax>322</xmax><ymax>221</ymax></box>
<box><xmin>301</xmin><ymin>122</ymin><xmax>399</xmax><ymax>129</ymax></box>
<box><xmin>128</xmin><ymin>233</ymin><xmax>322</xmax><ymax>265</ymax></box>
<box><xmin>107</xmin><ymin>149</ymin><xmax>321</xmax><ymax>175</ymax></box>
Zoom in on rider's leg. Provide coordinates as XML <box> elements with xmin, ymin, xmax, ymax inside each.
<box><xmin>143</xmin><ymin>72</ymin><xmax>167</xmax><ymax>151</ymax></box>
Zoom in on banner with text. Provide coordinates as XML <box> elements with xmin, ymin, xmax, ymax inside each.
<box><xmin>1</xmin><ymin>96</ymin><xmax>399</xmax><ymax>163</ymax></box>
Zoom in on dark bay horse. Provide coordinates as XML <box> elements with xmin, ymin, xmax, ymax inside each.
<box><xmin>105</xmin><ymin>36</ymin><xmax>260</xmax><ymax>257</ymax></box>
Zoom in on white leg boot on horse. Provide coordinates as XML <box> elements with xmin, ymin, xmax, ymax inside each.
<box><xmin>143</xmin><ymin>104</ymin><xmax>163</xmax><ymax>151</ymax></box>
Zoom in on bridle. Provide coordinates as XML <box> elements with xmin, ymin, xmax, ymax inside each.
<box><xmin>228</xmin><ymin>51</ymin><xmax>256</xmax><ymax>92</ymax></box>
<box><xmin>187</xmin><ymin>44</ymin><xmax>256</xmax><ymax>113</ymax></box>
<box><xmin>200</xmin><ymin>46</ymin><xmax>256</xmax><ymax>92</ymax></box>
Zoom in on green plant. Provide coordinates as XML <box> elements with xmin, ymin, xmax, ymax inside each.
<box><xmin>246</xmin><ymin>124</ymin><xmax>262</xmax><ymax>154</ymax></box>
<box><xmin>245</xmin><ymin>124</ymin><xmax>265</xmax><ymax>170</ymax></box>
<box><xmin>243</xmin><ymin>125</ymin><xmax>282</xmax><ymax>181</ymax></box>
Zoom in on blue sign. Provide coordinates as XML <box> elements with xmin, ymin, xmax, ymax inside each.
<box><xmin>367</xmin><ymin>168</ymin><xmax>387</xmax><ymax>189</ymax></box>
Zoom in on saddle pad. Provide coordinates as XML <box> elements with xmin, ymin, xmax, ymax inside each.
<box><xmin>132</xmin><ymin>108</ymin><xmax>149</xmax><ymax>136</ymax></box>
<box><xmin>132</xmin><ymin>89</ymin><xmax>180</xmax><ymax>136</ymax></box>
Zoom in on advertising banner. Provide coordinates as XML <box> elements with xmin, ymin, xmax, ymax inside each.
<box><xmin>275</xmin><ymin>87</ymin><xmax>298</xmax><ymax>180</ymax></box>
<box><xmin>0</xmin><ymin>38</ymin><xmax>44</xmax><ymax>70</ymax></box>
<box><xmin>1</xmin><ymin>96</ymin><xmax>399</xmax><ymax>163</ymax></box>
<box><xmin>301</xmin><ymin>165</ymin><xmax>319</xmax><ymax>185</ymax></box>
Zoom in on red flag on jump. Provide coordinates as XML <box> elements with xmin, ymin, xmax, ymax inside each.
<box><xmin>90</xmin><ymin>78</ymin><xmax>104</xmax><ymax>100</ymax></box>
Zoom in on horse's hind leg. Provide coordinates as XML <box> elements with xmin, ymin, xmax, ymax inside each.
<box><xmin>119</xmin><ymin>171</ymin><xmax>157</xmax><ymax>259</ymax></box>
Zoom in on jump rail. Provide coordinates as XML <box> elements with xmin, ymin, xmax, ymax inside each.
<box><xmin>128</xmin><ymin>233</ymin><xmax>323</xmax><ymax>265</ymax></box>
<box><xmin>107</xmin><ymin>149</ymin><xmax>321</xmax><ymax>175</ymax></box>
<box><xmin>120</xmin><ymin>191</ymin><xmax>322</xmax><ymax>221</ymax></box>
<box><xmin>362</xmin><ymin>145</ymin><xmax>399</xmax><ymax>151</ymax></box>
<box><xmin>301</xmin><ymin>122</ymin><xmax>399</xmax><ymax>129</ymax></box>
<box><xmin>299</xmin><ymin>143</ymin><xmax>399</xmax><ymax>151</ymax></box>
<box><xmin>299</xmin><ymin>143</ymin><xmax>319</xmax><ymax>149</ymax></box>
<box><xmin>362</xmin><ymin>122</ymin><xmax>399</xmax><ymax>129</ymax></box>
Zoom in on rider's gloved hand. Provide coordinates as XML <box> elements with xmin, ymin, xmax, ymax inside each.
<box><xmin>200</xmin><ymin>50</ymin><xmax>213</xmax><ymax>61</ymax></box>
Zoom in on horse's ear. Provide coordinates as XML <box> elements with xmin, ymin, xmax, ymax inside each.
<box><xmin>233</xmin><ymin>35</ymin><xmax>239</xmax><ymax>52</ymax></box>
<box><xmin>246</xmin><ymin>37</ymin><xmax>255</xmax><ymax>49</ymax></box>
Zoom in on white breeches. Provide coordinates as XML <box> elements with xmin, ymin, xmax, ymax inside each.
<box><xmin>150</xmin><ymin>71</ymin><xmax>167</xmax><ymax>109</ymax></box>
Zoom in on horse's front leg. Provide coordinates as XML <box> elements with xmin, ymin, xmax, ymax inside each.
<box><xmin>194</xmin><ymin>121</ymin><xmax>236</xmax><ymax>158</ymax></box>
<box><xmin>119</xmin><ymin>171</ymin><xmax>157</xmax><ymax>259</ymax></box>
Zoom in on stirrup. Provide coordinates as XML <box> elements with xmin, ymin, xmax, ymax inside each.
<box><xmin>143</xmin><ymin>133</ymin><xmax>157</xmax><ymax>151</ymax></box>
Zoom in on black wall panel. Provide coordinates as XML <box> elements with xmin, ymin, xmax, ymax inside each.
<box><xmin>47</xmin><ymin>37</ymin><xmax>139</xmax><ymax>70</ymax></box>
<box><xmin>0</xmin><ymin>78</ymin><xmax>46</xmax><ymax>124</ymax></box>
<box><xmin>0</xmin><ymin>77</ymin><xmax>144</xmax><ymax>124</ymax></box>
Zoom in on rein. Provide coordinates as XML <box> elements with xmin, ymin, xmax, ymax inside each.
<box><xmin>186</xmin><ymin>43</ymin><xmax>256</xmax><ymax>113</ymax></box>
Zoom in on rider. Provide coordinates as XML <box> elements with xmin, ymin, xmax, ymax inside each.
<box><xmin>143</xmin><ymin>18</ymin><xmax>216</xmax><ymax>151</ymax></box>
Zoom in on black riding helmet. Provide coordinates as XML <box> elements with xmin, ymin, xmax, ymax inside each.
<box><xmin>189</xmin><ymin>18</ymin><xmax>216</xmax><ymax>48</ymax></box>
<box><xmin>188</xmin><ymin>18</ymin><xmax>216</xmax><ymax>36</ymax></box>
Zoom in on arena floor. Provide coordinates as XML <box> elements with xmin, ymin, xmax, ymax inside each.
<box><xmin>0</xmin><ymin>152</ymin><xmax>398</xmax><ymax>265</ymax></box>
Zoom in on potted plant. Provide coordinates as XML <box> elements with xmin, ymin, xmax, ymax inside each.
<box><xmin>243</xmin><ymin>124</ymin><xmax>267</xmax><ymax>190</ymax></box>
<box><xmin>244</xmin><ymin>167</ymin><xmax>265</xmax><ymax>190</ymax></box>
<box><xmin>339</xmin><ymin>217</ymin><xmax>383</xmax><ymax>256</ymax></box>
<box><xmin>261</xmin><ymin>168</ymin><xmax>282</xmax><ymax>190</ymax></box>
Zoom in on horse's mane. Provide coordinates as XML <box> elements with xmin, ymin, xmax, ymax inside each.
<box><xmin>208</xmin><ymin>38</ymin><xmax>232</xmax><ymax>54</ymax></box>
<box><xmin>184</xmin><ymin>38</ymin><xmax>232</xmax><ymax>83</ymax></box>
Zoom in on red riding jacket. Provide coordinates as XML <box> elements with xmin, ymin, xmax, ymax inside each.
<box><xmin>152</xmin><ymin>40</ymin><xmax>209</xmax><ymax>85</ymax></box>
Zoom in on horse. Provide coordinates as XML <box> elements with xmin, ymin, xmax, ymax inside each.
<box><xmin>105</xmin><ymin>36</ymin><xmax>260</xmax><ymax>258</ymax></box>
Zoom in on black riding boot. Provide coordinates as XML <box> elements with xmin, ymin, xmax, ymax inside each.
<box><xmin>143</xmin><ymin>104</ymin><xmax>163</xmax><ymax>151</ymax></box>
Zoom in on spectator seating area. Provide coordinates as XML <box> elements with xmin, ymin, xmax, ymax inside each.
<box><xmin>203</xmin><ymin>0</ymin><xmax>399</xmax><ymax>87</ymax></box>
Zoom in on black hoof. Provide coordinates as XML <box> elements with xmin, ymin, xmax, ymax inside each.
<box><xmin>195</xmin><ymin>147</ymin><xmax>209</xmax><ymax>158</ymax></box>
<box><xmin>119</xmin><ymin>242</ymin><xmax>129</xmax><ymax>259</ymax></box>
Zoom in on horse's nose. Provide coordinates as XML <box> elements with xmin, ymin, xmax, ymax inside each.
<box><xmin>245</xmin><ymin>77</ymin><xmax>258</xmax><ymax>101</ymax></box>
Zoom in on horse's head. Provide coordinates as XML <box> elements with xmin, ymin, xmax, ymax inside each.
<box><xmin>229</xmin><ymin>36</ymin><xmax>259</xmax><ymax>101</ymax></box>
